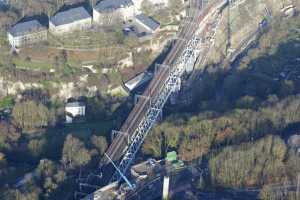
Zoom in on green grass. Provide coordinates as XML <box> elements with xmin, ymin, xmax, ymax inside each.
<box><xmin>108</xmin><ymin>70</ymin><xmax>123</xmax><ymax>86</ymax></box>
<box><xmin>13</xmin><ymin>57</ymin><xmax>52</xmax><ymax>71</ymax></box>
<box><xmin>0</xmin><ymin>96</ymin><xmax>14</xmax><ymax>109</ymax></box>
<box><xmin>62</xmin><ymin>120</ymin><xmax>113</xmax><ymax>140</ymax></box>
<box><xmin>152</xmin><ymin>9</ymin><xmax>173</xmax><ymax>26</ymax></box>
<box><xmin>49</xmin><ymin>29</ymin><xmax>119</xmax><ymax>48</ymax></box>
<box><xmin>0</xmin><ymin>31</ymin><xmax>8</xmax><ymax>47</ymax></box>
<box><xmin>39</xmin><ymin>80</ymin><xmax>52</xmax><ymax>88</ymax></box>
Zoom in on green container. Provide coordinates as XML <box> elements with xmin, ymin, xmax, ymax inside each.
<box><xmin>166</xmin><ymin>151</ymin><xmax>177</xmax><ymax>162</ymax></box>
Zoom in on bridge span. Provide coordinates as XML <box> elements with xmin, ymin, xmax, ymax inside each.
<box><xmin>81</xmin><ymin>0</ymin><xmax>228</xmax><ymax>199</ymax></box>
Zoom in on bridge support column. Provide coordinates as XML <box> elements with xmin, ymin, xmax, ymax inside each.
<box><xmin>163</xmin><ymin>176</ymin><xmax>170</xmax><ymax>200</ymax></box>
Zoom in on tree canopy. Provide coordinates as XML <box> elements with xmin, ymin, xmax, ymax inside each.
<box><xmin>12</xmin><ymin>100</ymin><xmax>52</xmax><ymax>132</ymax></box>
<box><xmin>61</xmin><ymin>134</ymin><xmax>91</xmax><ymax>169</ymax></box>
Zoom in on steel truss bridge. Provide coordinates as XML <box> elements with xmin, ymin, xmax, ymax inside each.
<box><xmin>80</xmin><ymin>0</ymin><xmax>228</xmax><ymax>199</ymax></box>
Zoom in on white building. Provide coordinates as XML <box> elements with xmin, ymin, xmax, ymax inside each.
<box><xmin>7</xmin><ymin>20</ymin><xmax>47</xmax><ymax>48</ymax></box>
<box><xmin>93</xmin><ymin>0</ymin><xmax>136</xmax><ymax>25</ymax></box>
<box><xmin>65</xmin><ymin>102</ymin><xmax>86</xmax><ymax>124</ymax></box>
<box><xmin>49</xmin><ymin>6</ymin><xmax>92</xmax><ymax>35</ymax></box>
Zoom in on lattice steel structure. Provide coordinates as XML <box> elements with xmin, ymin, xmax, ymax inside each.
<box><xmin>79</xmin><ymin>1</ymin><xmax>231</xmax><ymax>199</ymax></box>
<box><xmin>111</xmin><ymin>36</ymin><xmax>202</xmax><ymax>182</ymax></box>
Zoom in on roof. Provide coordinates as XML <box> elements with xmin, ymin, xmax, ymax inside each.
<box><xmin>50</xmin><ymin>6</ymin><xmax>91</xmax><ymax>26</ymax></box>
<box><xmin>8</xmin><ymin>20</ymin><xmax>46</xmax><ymax>37</ymax></box>
<box><xmin>166</xmin><ymin>151</ymin><xmax>177</xmax><ymax>162</ymax></box>
<box><xmin>95</xmin><ymin>0</ymin><xmax>134</xmax><ymax>12</ymax></box>
<box><xmin>135</xmin><ymin>14</ymin><xmax>160</xmax><ymax>31</ymax></box>
<box><xmin>66</xmin><ymin>102</ymin><xmax>85</xmax><ymax>108</ymax></box>
<box><xmin>124</xmin><ymin>71</ymin><xmax>153</xmax><ymax>91</ymax></box>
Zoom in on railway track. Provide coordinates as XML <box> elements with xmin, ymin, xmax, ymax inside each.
<box><xmin>101</xmin><ymin>0</ymin><xmax>219</xmax><ymax>166</ymax></box>
<box><xmin>118</xmin><ymin>0</ymin><xmax>227</xmax><ymax>143</ymax></box>
<box><xmin>80</xmin><ymin>1</ymin><xmax>229</xmax><ymax>199</ymax></box>
<box><xmin>94</xmin><ymin>0</ymin><xmax>229</xmax><ymax>184</ymax></box>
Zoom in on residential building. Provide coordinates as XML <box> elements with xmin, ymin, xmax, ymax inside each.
<box><xmin>49</xmin><ymin>6</ymin><xmax>92</xmax><ymax>35</ymax></box>
<box><xmin>135</xmin><ymin>14</ymin><xmax>160</xmax><ymax>33</ymax></box>
<box><xmin>65</xmin><ymin>102</ymin><xmax>86</xmax><ymax>123</ymax></box>
<box><xmin>93</xmin><ymin>0</ymin><xmax>136</xmax><ymax>25</ymax></box>
<box><xmin>7</xmin><ymin>20</ymin><xmax>47</xmax><ymax>48</ymax></box>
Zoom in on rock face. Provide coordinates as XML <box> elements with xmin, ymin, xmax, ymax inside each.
<box><xmin>55</xmin><ymin>80</ymin><xmax>109</xmax><ymax>100</ymax></box>
<box><xmin>58</xmin><ymin>82</ymin><xmax>76</xmax><ymax>100</ymax></box>
<box><xmin>0</xmin><ymin>77</ymin><xmax>101</xmax><ymax>101</ymax></box>
<box><xmin>0</xmin><ymin>78</ymin><xmax>43</xmax><ymax>96</ymax></box>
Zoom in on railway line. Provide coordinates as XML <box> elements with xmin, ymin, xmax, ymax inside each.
<box><xmin>102</xmin><ymin>0</ymin><xmax>204</xmax><ymax>165</ymax></box>
<box><xmin>102</xmin><ymin>0</ymin><xmax>226</xmax><ymax>166</ymax></box>
<box><xmin>80</xmin><ymin>1</ymin><xmax>228</xmax><ymax>199</ymax></box>
<box><xmin>103</xmin><ymin>0</ymin><xmax>228</xmax><ymax>181</ymax></box>
<box><xmin>78</xmin><ymin>1</ymin><xmax>230</xmax><ymax>199</ymax></box>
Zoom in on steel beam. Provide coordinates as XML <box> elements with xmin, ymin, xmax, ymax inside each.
<box><xmin>110</xmin><ymin>35</ymin><xmax>202</xmax><ymax>182</ymax></box>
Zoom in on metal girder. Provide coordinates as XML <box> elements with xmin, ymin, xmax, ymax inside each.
<box><xmin>105</xmin><ymin>153</ymin><xmax>135</xmax><ymax>190</ymax></box>
<box><xmin>110</xmin><ymin>35</ymin><xmax>202</xmax><ymax>183</ymax></box>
